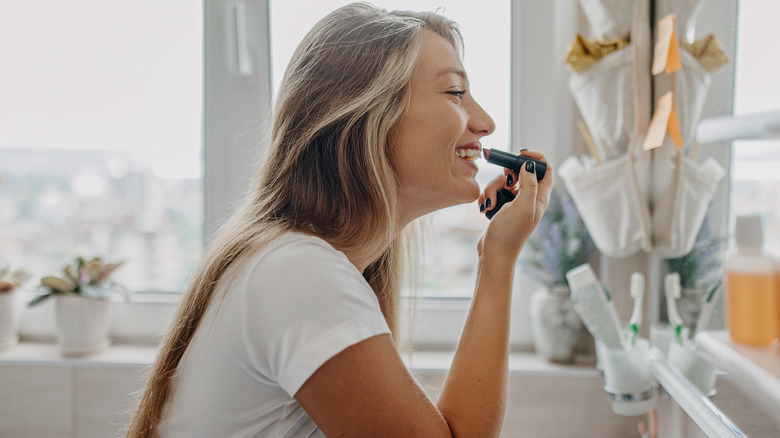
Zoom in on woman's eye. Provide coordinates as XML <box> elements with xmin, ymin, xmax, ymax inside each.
<box><xmin>447</xmin><ymin>90</ymin><xmax>466</xmax><ymax>98</ymax></box>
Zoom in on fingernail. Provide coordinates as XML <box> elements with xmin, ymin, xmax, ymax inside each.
<box><xmin>520</xmin><ymin>148</ymin><xmax>528</xmax><ymax>152</ymax></box>
<box><xmin>506</xmin><ymin>174</ymin><xmax>513</xmax><ymax>186</ymax></box>
<box><xmin>479</xmin><ymin>203</ymin><xmax>485</xmax><ymax>212</ymax></box>
<box><xmin>526</xmin><ymin>161</ymin><xmax>535</xmax><ymax>173</ymax></box>
<box><xmin>485</xmin><ymin>198</ymin><xmax>492</xmax><ymax>208</ymax></box>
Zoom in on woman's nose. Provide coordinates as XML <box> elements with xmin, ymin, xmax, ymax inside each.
<box><xmin>468</xmin><ymin>99</ymin><xmax>496</xmax><ymax>136</ymax></box>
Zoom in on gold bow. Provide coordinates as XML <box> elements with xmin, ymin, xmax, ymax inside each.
<box><xmin>564</xmin><ymin>35</ymin><xmax>631</xmax><ymax>73</ymax></box>
<box><xmin>680</xmin><ymin>34</ymin><xmax>729</xmax><ymax>72</ymax></box>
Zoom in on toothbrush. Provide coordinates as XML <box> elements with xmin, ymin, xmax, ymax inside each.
<box><xmin>694</xmin><ymin>281</ymin><xmax>723</xmax><ymax>336</ymax></box>
<box><xmin>665</xmin><ymin>273</ymin><xmax>685</xmax><ymax>345</ymax></box>
<box><xmin>627</xmin><ymin>272</ymin><xmax>645</xmax><ymax>347</ymax></box>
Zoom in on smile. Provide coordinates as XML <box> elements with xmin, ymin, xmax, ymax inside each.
<box><xmin>454</xmin><ymin>148</ymin><xmax>481</xmax><ymax>161</ymax></box>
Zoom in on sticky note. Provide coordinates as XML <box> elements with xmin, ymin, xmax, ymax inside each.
<box><xmin>643</xmin><ymin>91</ymin><xmax>684</xmax><ymax>150</ymax></box>
<box><xmin>652</xmin><ymin>14</ymin><xmax>682</xmax><ymax>75</ymax></box>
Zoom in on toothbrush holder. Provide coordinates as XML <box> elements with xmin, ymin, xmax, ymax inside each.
<box><xmin>598</xmin><ymin>338</ymin><xmax>655</xmax><ymax>416</ymax></box>
<box><xmin>667</xmin><ymin>340</ymin><xmax>717</xmax><ymax>396</ymax></box>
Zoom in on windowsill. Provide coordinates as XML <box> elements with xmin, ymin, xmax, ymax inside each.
<box><xmin>0</xmin><ymin>341</ymin><xmax>157</xmax><ymax>368</ymax></box>
<box><xmin>0</xmin><ymin>340</ymin><xmax>599</xmax><ymax>378</ymax></box>
<box><xmin>16</xmin><ymin>287</ymin><xmax>536</xmax><ymax>350</ymax></box>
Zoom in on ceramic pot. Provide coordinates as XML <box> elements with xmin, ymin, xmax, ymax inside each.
<box><xmin>56</xmin><ymin>294</ymin><xmax>112</xmax><ymax>357</ymax></box>
<box><xmin>529</xmin><ymin>286</ymin><xmax>583</xmax><ymax>364</ymax></box>
<box><xmin>0</xmin><ymin>291</ymin><xmax>20</xmax><ymax>352</ymax></box>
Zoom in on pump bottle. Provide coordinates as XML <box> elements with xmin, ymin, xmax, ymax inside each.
<box><xmin>726</xmin><ymin>214</ymin><xmax>779</xmax><ymax>345</ymax></box>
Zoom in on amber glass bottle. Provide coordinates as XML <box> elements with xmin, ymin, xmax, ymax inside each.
<box><xmin>726</xmin><ymin>215</ymin><xmax>779</xmax><ymax>346</ymax></box>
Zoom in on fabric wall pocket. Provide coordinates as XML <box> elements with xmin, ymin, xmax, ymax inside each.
<box><xmin>652</xmin><ymin>155</ymin><xmax>725</xmax><ymax>258</ymax></box>
<box><xmin>577</xmin><ymin>0</ymin><xmax>633</xmax><ymax>39</ymax></box>
<box><xmin>568</xmin><ymin>47</ymin><xmax>635</xmax><ymax>162</ymax></box>
<box><xmin>674</xmin><ymin>50</ymin><xmax>711</xmax><ymax>148</ymax></box>
<box><xmin>559</xmin><ymin>155</ymin><xmax>651</xmax><ymax>258</ymax></box>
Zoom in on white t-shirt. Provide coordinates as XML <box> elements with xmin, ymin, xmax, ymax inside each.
<box><xmin>159</xmin><ymin>232</ymin><xmax>391</xmax><ymax>438</ymax></box>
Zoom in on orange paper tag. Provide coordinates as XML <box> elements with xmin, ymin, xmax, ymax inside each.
<box><xmin>643</xmin><ymin>91</ymin><xmax>684</xmax><ymax>150</ymax></box>
<box><xmin>652</xmin><ymin>14</ymin><xmax>682</xmax><ymax>75</ymax></box>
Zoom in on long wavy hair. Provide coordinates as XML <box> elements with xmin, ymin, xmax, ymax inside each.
<box><xmin>125</xmin><ymin>3</ymin><xmax>462</xmax><ymax>437</ymax></box>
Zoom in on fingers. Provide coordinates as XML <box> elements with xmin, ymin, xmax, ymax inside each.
<box><xmin>515</xmin><ymin>159</ymin><xmax>540</xmax><ymax>222</ymax></box>
<box><xmin>479</xmin><ymin>148</ymin><xmax>552</xmax><ymax>218</ymax></box>
<box><xmin>479</xmin><ymin>172</ymin><xmax>510</xmax><ymax>214</ymax></box>
<box><xmin>519</xmin><ymin>149</ymin><xmax>554</xmax><ymax>214</ymax></box>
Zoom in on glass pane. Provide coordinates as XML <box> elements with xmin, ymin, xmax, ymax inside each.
<box><xmin>269</xmin><ymin>0</ymin><xmax>509</xmax><ymax>297</ymax></box>
<box><xmin>731</xmin><ymin>0</ymin><xmax>780</xmax><ymax>257</ymax></box>
<box><xmin>0</xmin><ymin>1</ymin><xmax>204</xmax><ymax>292</ymax></box>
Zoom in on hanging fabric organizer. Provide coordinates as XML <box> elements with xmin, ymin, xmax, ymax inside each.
<box><xmin>559</xmin><ymin>0</ymin><xmax>729</xmax><ymax>259</ymax></box>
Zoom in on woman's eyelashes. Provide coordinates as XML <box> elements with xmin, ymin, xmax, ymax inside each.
<box><xmin>446</xmin><ymin>89</ymin><xmax>467</xmax><ymax>98</ymax></box>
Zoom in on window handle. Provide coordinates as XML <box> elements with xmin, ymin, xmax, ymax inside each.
<box><xmin>228</xmin><ymin>0</ymin><xmax>253</xmax><ymax>76</ymax></box>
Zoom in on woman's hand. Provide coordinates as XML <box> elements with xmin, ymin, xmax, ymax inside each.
<box><xmin>477</xmin><ymin>149</ymin><xmax>554</xmax><ymax>262</ymax></box>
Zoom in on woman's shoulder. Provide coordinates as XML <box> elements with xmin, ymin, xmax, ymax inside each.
<box><xmin>258</xmin><ymin>231</ymin><xmax>350</xmax><ymax>265</ymax></box>
<box><xmin>238</xmin><ymin>231</ymin><xmax>361</xmax><ymax>285</ymax></box>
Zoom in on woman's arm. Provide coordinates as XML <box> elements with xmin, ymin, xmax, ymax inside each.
<box><xmin>437</xmin><ymin>150</ymin><xmax>553</xmax><ymax>437</ymax></box>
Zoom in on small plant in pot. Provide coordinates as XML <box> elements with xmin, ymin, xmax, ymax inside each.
<box><xmin>29</xmin><ymin>256</ymin><xmax>125</xmax><ymax>357</ymax></box>
<box><xmin>518</xmin><ymin>187</ymin><xmax>596</xmax><ymax>364</ymax></box>
<box><xmin>0</xmin><ymin>264</ymin><xmax>31</xmax><ymax>352</ymax></box>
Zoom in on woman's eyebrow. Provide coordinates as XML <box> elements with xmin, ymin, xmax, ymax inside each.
<box><xmin>434</xmin><ymin>67</ymin><xmax>467</xmax><ymax>80</ymax></box>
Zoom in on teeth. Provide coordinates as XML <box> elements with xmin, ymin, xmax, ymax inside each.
<box><xmin>455</xmin><ymin>149</ymin><xmax>481</xmax><ymax>160</ymax></box>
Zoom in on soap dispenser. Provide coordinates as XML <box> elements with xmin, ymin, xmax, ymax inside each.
<box><xmin>726</xmin><ymin>214</ymin><xmax>779</xmax><ymax>345</ymax></box>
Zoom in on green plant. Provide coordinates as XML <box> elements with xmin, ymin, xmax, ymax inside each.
<box><xmin>0</xmin><ymin>264</ymin><xmax>31</xmax><ymax>293</ymax></box>
<box><xmin>518</xmin><ymin>188</ymin><xmax>596</xmax><ymax>288</ymax></box>
<box><xmin>665</xmin><ymin>215</ymin><xmax>724</xmax><ymax>291</ymax></box>
<box><xmin>29</xmin><ymin>256</ymin><xmax>125</xmax><ymax>306</ymax></box>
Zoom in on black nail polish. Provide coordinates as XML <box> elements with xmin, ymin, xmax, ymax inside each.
<box><xmin>480</xmin><ymin>203</ymin><xmax>485</xmax><ymax>212</ymax></box>
<box><xmin>526</xmin><ymin>160</ymin><xmax>535</xmax><ymax>173</ymax></box>
<box><xmin>506</xmin><ymin>174</ymin><xmax>513</xmax><ymax>186</ymax></box>
<box><xmin>485</xmin><ymin>198</ymin><xmax>492</xmax><ymax>208</ymax></box>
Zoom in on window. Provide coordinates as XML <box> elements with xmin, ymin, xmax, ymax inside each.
<box><xmin>730</xmin><ymin>0</ymin><xmax>780</xmax><ymax>256</ymax></box>
<box><xmin>0</xmin><ymin>1</ymin><xmax>204</xmax><ymax>292</ymax></box>
<box><xmin>269</xmin><ymin>0</ymin><xmax>510</xmax><ymax>298</ymax></box>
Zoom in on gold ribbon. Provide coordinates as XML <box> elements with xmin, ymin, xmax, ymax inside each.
<box><xmin>564</xmin><ymin>35</ymin><xmax>630</xmax><ymax>73</ymax></box>
<box><xmin>564</xmin><ymin>34</ymin><xmax>728</xmax><ymax>74</ymax></box>
<box><xmin>680</xmin><ymin>34</ymin><xmax>729</xmax><ymax>72</ymax></box>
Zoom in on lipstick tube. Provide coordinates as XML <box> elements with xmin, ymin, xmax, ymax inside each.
<box><xmin>483</xmin><ymin>148</ymin><xmax>547</xmax><ymax>181</ymax></box>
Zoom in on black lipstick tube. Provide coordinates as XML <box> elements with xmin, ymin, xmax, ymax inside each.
<box><xmin>482</xmin><ymin>148</ymin><xmax>548</xmax><ymax>220</ymax></box>
<box><xmin>484</xmin><ymin>148</ymin><xmax>547</xmax><ymax>181</ymax></box>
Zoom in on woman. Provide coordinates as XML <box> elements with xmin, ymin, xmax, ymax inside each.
<box><xmin>127</xmin><ymin>3</ymin><xmax>553</xmax><ymax>437</ymax></box>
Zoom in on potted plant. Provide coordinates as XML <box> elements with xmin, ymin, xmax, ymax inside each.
<box><xmin>0</xmin><ymin>265</ymin><xmax>31</xmax><ymax>352</ymax></box>
<box><xmin>29</xmin><ymin>256</ymin><xmax>125</xmax><ymax>357</ymax></box>
<box><xmin>518</xmin><ymin>188</ymin><xmax>596</xmax><ymax>363</ymax></box>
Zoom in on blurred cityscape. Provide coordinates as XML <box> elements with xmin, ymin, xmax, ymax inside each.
<box><xmin>0</xmin><ymin>147</ymin><xmax>203</xmax><ymax>293</ymax></box>
<box><xmin>2</xmin><ymin>143</ymin><xmax>777</xmax><ymax>297</ymax></box>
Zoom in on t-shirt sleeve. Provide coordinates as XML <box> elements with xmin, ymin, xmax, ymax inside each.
<box><xmin>239</xmin><ymin>237</ymin><xmax>391</xmax><ymax>397</ymax></box>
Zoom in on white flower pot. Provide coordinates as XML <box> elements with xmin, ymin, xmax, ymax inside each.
<box><xmin>55</xmin><ymin>294</ymin><xmax>112</xmax><ymax>357</ymax></box>
<box><xmin>529</xmin><ymin>286</ymin><xmax>584</xmax><ymax>364</ymax></box>
<box><xmin>0</xmin><ymin>291</ymin><xmax>21</xmax><ymax>352</ymax></box>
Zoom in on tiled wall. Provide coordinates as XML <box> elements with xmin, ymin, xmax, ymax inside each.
<box><xmin>0</xmin><ymin>365</ymin><xmax>145</xmax><ymax>438</ymax></box>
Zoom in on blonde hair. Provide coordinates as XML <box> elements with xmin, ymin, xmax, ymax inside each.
<box><xmin>126</xmin><ymin>3</ymin><xmax>462</xmax><ymax>437</ymax></box>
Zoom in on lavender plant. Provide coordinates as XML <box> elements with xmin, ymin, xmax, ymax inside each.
<box><xmin>518</xmin><ymin>188</ymin><xmax>595</xmax><ymax>288</ymax></box>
